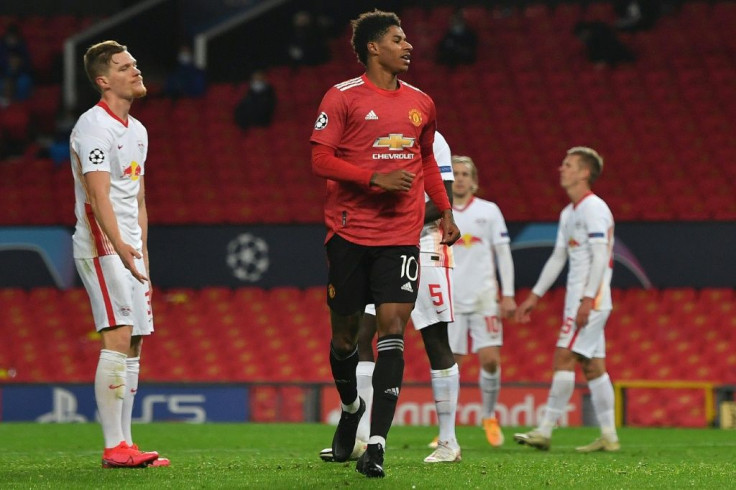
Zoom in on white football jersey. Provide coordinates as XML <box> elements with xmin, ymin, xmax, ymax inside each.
<box><xmin>556</xmin><ymin>192</ymin><xmax>614</xmax><ymax>311</ymax></box>
<box><xmin>71</xmin><ymin>102</ymin><xmax>148</xmax><ymax>258</ymax></box>
<box><xmin>419</xmin><ymin>131</ymin><xmax>455</xmax><ymax>268</ymax></box>
<box><xmin>451</xmin><ymin>197</ymin><xmax>510</xmax><ymax>314</ymax></box>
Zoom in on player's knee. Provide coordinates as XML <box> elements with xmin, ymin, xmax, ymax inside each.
<box><xmin>481</xmin><ymin>359</ymin><xmax>499</xmax><ymax>373</ymax></box>
<box><xmin>330</xmin><ymin>338</ymin><xmax>358</xmax><ymax>357</ymax></box>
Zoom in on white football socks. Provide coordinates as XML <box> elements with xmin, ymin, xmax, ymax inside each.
<box><xmin>356</xmin><ymin>361</ymin><xmax>375</xmax><ymax>442</ymax></box>
<box><xmin>95</xmin><ymin>349</ymin><xmax>127</xmax><ymax>448</ymax></box>
<box><xmin>122</xmin><ymin>356</ymin><xmax>140</xmax><ymax>445</ymax></box>
<box><xmin>431</xmin><ymin>363</ymin><xmax>460</xmax><ymax>447</ymax></box>
<box><xmin>589</xmin><ymin>372</ymin><xmax>618</xmax><ymax>442</ymax></box>
<box><xmin>480</xmin><ymin>367</ymin><xmax>501</xmax><ymax>419</ymax></box>
<box><xmin>538</xmin><ymin>370</ymin><xmax>575</xmax><ymax>437</ymax></box>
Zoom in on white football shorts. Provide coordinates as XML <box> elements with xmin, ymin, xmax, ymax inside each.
<box><xmin>364</xmin><ymin>266</ymin><xmax>454</xmax><ymax>330</ymax></box>
<box><xmin>449</xmin><ymin>310</ymin><xmax>503</xmax><ymax>355</ymax></box>
<box><xmin>556</xmin><ymin>309</ymin><xmax>611</xmax><ymax>359</ymax></box>
<box><xmin>75</xmin><ymin>255</ymin><xmax>154</xmax><ymax>334</ymax></box>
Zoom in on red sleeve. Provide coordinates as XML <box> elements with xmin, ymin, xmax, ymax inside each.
<box><xmin>419</xmin><ymin>111</ymin><xmax>450</xmax><ymax>212</ymax></box>
<box><xmin>311</xmin><ymin>143</ymin><xmax>373</xmax><ymax>186</ymax></box>
<box><xmin>423</xmin><ymin>151</ymin><xmax>451</xmax><ymax>212</ymax></box>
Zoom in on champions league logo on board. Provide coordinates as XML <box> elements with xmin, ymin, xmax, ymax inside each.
<box><xmin>226</xmin><ymin>233</ymin><xmax>270</xmax><ymax>282</ymax></box>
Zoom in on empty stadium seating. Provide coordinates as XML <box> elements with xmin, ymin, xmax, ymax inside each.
<box><xmin>1</xmin><ymin>4</ymin><xmax>734</xmax><ymax>428</ymax></box>
<box><xmin>1</xmin><ymin>284</ymin><xmax>734</xmax><ymax>426</ymax></box>
<box><xmin>1</xmin><ymin>4</ymin><xmax>735</xmax><ymax>224</ymax></box>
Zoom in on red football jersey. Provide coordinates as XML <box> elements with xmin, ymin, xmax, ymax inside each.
<box><xmin>310</xmin><ymin>74</ymin><xmax>439</xmax><ymax>246</ymax></box>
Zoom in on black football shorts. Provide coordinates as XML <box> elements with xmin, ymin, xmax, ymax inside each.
<box><xmin>325</xmin><ymin>234</ymin><xmax>420</xmax><ymax>316</ymax></box>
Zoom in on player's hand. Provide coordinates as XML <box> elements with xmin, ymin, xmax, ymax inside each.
<box><xmin>515</xmin><ymin>295</ymin><xmax>538</xmax><ymax>323</ymax></box>
<box><xmin>371</xmin><ymin>170</ymin><xmax>415</xmax><ymax>192</ymax></box>
<box><xmin>500</xmin><ymin>296</ymin><xmax>517</xmax><ymax>319</ymax></box>
<box><xmin>575</xmin><ymin>297</ymin><xmax>594</xmax><ymax>329</ymax></box>
<box><xmin>116</xmin><ymin>242</ymin><xmax>148</xmax><ymax>284</ymax></box>
<box><xmin>439</xmin><ymin>209</ymin><xmax>460</xmax><ymax>245</ymax></box>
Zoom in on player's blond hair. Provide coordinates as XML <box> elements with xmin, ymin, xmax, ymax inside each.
<box><xmin>452</xmin><ymin>155</ymin><xmax>478</xmax><ymax>193</ymax></box>
<box><xmin>567</xmin><ymin>146</ymin><xmax>604</xmax><ymax>185</ymax></box>
<box><xmin>84</xmin><ymin>40</ymin><xmax>127</xmax><ymax>94</ymax></box>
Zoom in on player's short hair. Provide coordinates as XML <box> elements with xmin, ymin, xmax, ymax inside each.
<box><xmin>84</xmin><ymin>40</ymin><xmax>127</xmax><ymax>94</ymax></box>
<box><xmin>351</xmin><ymin>10</ymin><xmax>401</xmax><ymax>66</ymax></box>
<box><xmin>567</xmin><ymin>146</ymin><xmax>604</xmax><ymax>185</ymax></box>
<box><xmin>452</xmin><ymin>155</ymin><xmax>478</xmax><ymax>193</ymax></box>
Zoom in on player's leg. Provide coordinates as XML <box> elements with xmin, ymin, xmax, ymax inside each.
<box><xmin>514</xmin><ymin>346</ymin><xmax>576</xmax><ymax>450</ymax></box>
<box><xmin>421</xmin><ymin>322</ymin><xmax>461</xmax><ymax>463</ymax></box>
<box><xmin>412</xmin><ymin>265</ymin><xmax>460</xmax><ymax>462</ymax></box>
<box><xmin>325</xmin><ymin>236</ymin><xmax>368</xmax><ymax>462</ymax></box>
<box><xmin>119</xmin><ymin>261</ymin><xmax>168</xmax><ymax>466</ymax></box>
<box><xmin>356</xmin><ymin>307</ymin><xmax>377</xmax><ymax>445</ymax></box>
<box><xmin>320</xmin><ymin>306</ymin><xmax>374</xmax><ymax>463</ymax></box>
<box><xmin>357</xmin><ymin>245</ymin><xmax>419</xmax><ymax>478</ymax></box>
<box><xmin>478</xmin><ymin>345</ymin><xmax>503</xmax><ymax>447</ymax></box>
<box><xmin>468</xmin><ymin>312</ymin><xmax>505</xmax><ymax>446</ymax></box>
<box><xmin>76</xmin><ymin>256</ymin><xmax>158</xmax><ymax>468</ymax></box>
<box><xmin>428</xmin><ymin>313</ymin><xmax>470</xmax><ymax>449</ymax></box>
<box><xmin>122</xmin><ymin>335</ymin><xmax>141</xmax><ymax>446</ymax></box>
<box><xmin>576</xmin><ymin>313</ymin><xmax>619</xmax><ymax>452</ymax></box>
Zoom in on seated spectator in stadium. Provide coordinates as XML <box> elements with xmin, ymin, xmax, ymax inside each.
<box><xmin>436</xmin><ymin>9</ymin><xmax>478</xmax><ymax>67</ymax></box>
<box><xmin>574</xmin><ymin>21</ymin><xmax>636</xmax><ymax>68</ymax></box>
<box><xmin>614</xmin><ymin>0</ymin><xmax>662</xmax><ymax>32</ymax></box>
<box><xmin>0</xmin><ymin>23</ymin><xmax>33</xmax><ymax>105</ymax></box>
<box><xmin>286</xmin><ymin>10</ymin><xmax>330</xmax><ymax>67</ymax></box>
<box><xmin>164</xmin><ymin>45</ymin><xmax>206</xmax><ymax>99</ymax></box>
<box><xmin>234</xmin><ymin>70</ymin><xmax>276</xmax><ymax>129</ymax></box>
<box><xmin>1</xmin><ymin>50</ymin><xmax>33</xmax><ymax>105</ymax></box>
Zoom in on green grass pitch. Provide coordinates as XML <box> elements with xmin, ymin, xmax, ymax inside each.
<box><xmin>0</xmin><ymin>423</ymin><xmax>734</xmax><ymax>488</ymax></box>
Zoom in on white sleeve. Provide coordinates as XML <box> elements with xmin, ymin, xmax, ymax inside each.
<box><xmin>494</xmin><ymin>242</ymin><xmax>515</xmax><ymax>297</ymax></box>
<box><xmin>531</xmin><ymin>246</ymin><xmax>568</xmax><ymax>297</ymax></box>
<box><xmin>584</xmin><ymin>242</ymin><xmax>609</xmax><ymax>298</ymax></box>
<box><xmin>433</xmin><ymin>131</ymin><xmax>454</xmax><ymax>181</ymax></box>
<box><xmin>72</xmin><ymin>121</ymin><xmax>112</xmax><ymax>175</ymax></box>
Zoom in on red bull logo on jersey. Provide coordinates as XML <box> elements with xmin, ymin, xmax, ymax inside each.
<box><xmin>457</xmin><ymin>234</ymin><xmax>483</xmax><ymax>247</ymax></box>
<box><xmin>123</xmin><ymin>161</ymin><xmax>141</xmax><ymax>181</ymax></box>
<box><xmin>568</xmin><ymin>237</ymin><xmax>580</xmax><ymax>248</ymax></box>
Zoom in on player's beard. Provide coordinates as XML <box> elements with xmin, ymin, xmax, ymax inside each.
<box><xmin>132</xmin><ymin>82</ymin><xmax>147</xmax><ymax>99</ymax></box>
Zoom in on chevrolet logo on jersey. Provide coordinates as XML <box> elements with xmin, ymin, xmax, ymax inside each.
<box><xmin>373</xmin><ymin>134</ymin><xmax>415</xmax><ymax>150</ymax></box>
<box><xmin>372</xmin><ymin>134</ymin><xmax>415</xmax><ymax>160</ymax></box>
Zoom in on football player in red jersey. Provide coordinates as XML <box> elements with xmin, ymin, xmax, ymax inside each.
<box><xmin>310</xmin><ymin>10</ymin><xmax>460</xmax><ymax>478</ymax></box>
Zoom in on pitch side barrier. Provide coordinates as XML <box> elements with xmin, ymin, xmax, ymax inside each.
<box><xmin>615</xmin><ymin>380</ymin><xmax>736</xmax><ymax>427</ymax></box>
<box><xmin>3</xmin><ymin>381</ymin><xmax>732</xmax><ymax>426</ymax></box>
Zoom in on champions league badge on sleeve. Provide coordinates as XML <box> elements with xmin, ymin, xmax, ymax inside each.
<box><xmin>89</xmin><ymin>148</ymin><xmax>105</xmax><ymax>164</ymax></box>
<box><xmin>314</xmin><ymin>112</ymin><xmax>328</xmax><ymax>130</ymax></box>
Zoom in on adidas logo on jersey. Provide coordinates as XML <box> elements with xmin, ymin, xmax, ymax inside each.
<box><xmin>364</xmin><ymin>110</ymin><xmax>379</xmax><ymax>120</ymax></box>
<box><xmin>401</xmin><ymin>282</ymin><xmax>413</xmax><ymax>293</ymax></box>
<box><xmin>384</xmin><ymin>387</ymin><xmax>400</xmax><ymax>398</ymax></box>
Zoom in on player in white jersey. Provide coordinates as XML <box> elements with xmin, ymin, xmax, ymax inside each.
<box><xmin>70</xmin><ymin>40</ymin><xmax>167</xmax><ymax>468</ymax></box>
<box><xmin>514</xmin><ymin>147</ymin><xmax>619</xmax><ymax>453</ymax></box>
<box><xmin>443</xmin><ymin>155</ymin><xmax>516</xmax><ymax>448</ymax></box>
<box><xmin>320</xmin><ymin>131</ymin><xmax>462</xmax><ymax>464</ymax></box>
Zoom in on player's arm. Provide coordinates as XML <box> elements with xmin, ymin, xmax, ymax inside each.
<box><xmin>424</xmin><ymin>180</ymin><xmax>453</xmax><ymax>224</ymax></box>
<box><xmin>311</xmin><ymin>143</ymin><xmax>415</xmax><ymax>191</ymax></box>
<box><xmin>494</xmin><ymin>242</ymin><xmax>516</xmax><ymax>319</ymax></box>
<box><xmin>85</xmin><ymin>171</ymin><xmax>147</xmax><ymax>283</ymax></box>
<box><xmin>420</xmin><ymin>139</ymin><xmax>459</xmax><ymax>244</ymax></box>
<box><xmin>576</xmin><ymin>242</ymin><xmax>609</xmax><ymax>328</ymax></box>
<box><xmin>137</xmin><ymin>176</ymin><xmax>150</xmax><ymax>287</ymax></box>
<box><xmin>515</xmin><ymin>246</ymin><xmax>567</xmax><ymax>323</ymax></box>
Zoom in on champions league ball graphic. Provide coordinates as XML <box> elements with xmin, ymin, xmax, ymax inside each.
<box><xmin>88</xmin><ymin>148</ymin><xmax>105</xmax><ymax>164</ymax></box>
<box><xmin>226</xmin><ymin>233</ymin><xmax>270</xmax><ymax>282</ymax></box>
